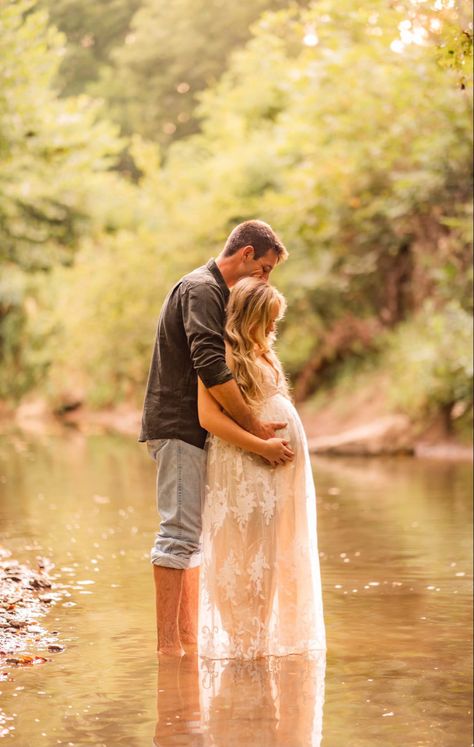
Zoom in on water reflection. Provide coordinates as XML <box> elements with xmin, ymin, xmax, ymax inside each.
<box><xmin>154</xmin><ymin>652</ymin><xmax>326</xmax><ymax>747</ymax></box>
<box><xmin>0</xmin><ymin>433</ymin><xmax>471</xmax><ymax>746</ymax></box>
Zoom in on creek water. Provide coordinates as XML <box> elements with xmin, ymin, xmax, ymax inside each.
<box><xmin>0</xmin><ymin>431</ymin><xmax>472</xmax><ymax>747</ymax></box>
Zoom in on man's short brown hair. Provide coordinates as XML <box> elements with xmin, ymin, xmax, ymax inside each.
<box><xmin>223</xmin><ymin>220</ymin><xmax>288</xmax><ymax>263</ymax></box>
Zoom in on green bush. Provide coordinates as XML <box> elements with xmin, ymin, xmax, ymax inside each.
<box><xmin>384</xmin><ymin>301</ymin><xmax>473</xmax><ymax>419</ymax></box>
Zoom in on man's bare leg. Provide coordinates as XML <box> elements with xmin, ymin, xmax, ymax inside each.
<box><xmin>153</xmin><ymin>565</ymin><xmax>185</xmax><ymax>656</ymax></box>
<box><xmin>178</xmin><ymin>567</ymin><xmax>199</xmax><ymax>652</ymax></box>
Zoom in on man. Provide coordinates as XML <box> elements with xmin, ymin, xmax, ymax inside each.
<box><xmin>139</xmin><ymin>219</ymin><xmax>289</xmax><ymax>655</ymax></box>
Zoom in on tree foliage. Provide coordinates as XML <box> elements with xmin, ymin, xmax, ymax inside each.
<box><xmin>0</xmin><ymin>0</ymin><xmax>472</xmax><ymax>424</ymax></box>
<box><xmin>0</xmin><ymin>0</ymin><xmax>125</xmax><ymax>272</ymax></box>
<box><xmin>0</xmin><ymin>0</ymin><xmax>124</xmax><ymax>397</ymax></box>
<box><xmin>39</xmin><ymin>0</ymin><xmax>141</xmax><ymax>97</ymax></box>
<box><xmin>41</xmin><ymin>0</ymin><xmax>300</xmax><ymax>144</ymax></box>
<box><xmin>385</xmin><ymin>300</ymin><xmax>473</xmax><ymax>420</ymax></box>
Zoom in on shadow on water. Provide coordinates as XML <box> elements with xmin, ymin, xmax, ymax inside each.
<box><xmin>0</xmin><ymin>431</ymin><xmax>472</xmax><ymax>746</ymax></box>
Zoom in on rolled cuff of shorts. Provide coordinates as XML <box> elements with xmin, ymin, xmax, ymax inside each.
<box><xmin>150</xmin><ymin>547</ymin><xmax>201</xmax><ymax>570</ymax></box>
<box><xmin>199</xmin><ymin>366</ymin><xmax>234</xmax><ymax>389</ymax></box>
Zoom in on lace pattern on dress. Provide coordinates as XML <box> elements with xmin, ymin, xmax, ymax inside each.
<box><xmin>198</xmin><ymin>356</ymin><xmax>326</xmax><ymax>659</ymax></box>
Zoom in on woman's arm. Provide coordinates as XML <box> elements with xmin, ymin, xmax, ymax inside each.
<box><xmin>207</xmin><ymin>346</ymin><xmax>287</xmax><ymax>440</ymax></box>
<box><xmin>198</xmin><ymin>378</ymin><xmax>293</xmax><ymax>464</ymax></box>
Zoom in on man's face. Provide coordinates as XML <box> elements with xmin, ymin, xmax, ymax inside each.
<box><xmin>241</xmin><ymin>246</ymin><xmax>278</xmax><ymax>283</ymax></box>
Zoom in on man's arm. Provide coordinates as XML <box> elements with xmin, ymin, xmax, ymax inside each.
<box><xmin>208</xmin><ymin>379</ymin><xmax>286</xmax><ymax>440</ymax></box>
<box><xmin>181</xmin><ymin>282</ymin><xmax>285</xmax><ymax>440</ymax></box>
<box><xmin>181</xmin><ymin>282</ymin><xmax>234</xmax><ymax>388</ymax></box>
<box><xmin>198</xmin><ymin>379</ymin><xmax>293</xmax><ymax>464</ymax></box>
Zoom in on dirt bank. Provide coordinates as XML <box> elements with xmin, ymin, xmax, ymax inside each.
<box><xmin>1</xmin><ymin>380</ymin><xmax>472</xmax><ymax>461</ymax></box>
<box><xmin>298</xmin><ymin>373</ymin><xmax>472</xmax><ymax>461</ymax></box>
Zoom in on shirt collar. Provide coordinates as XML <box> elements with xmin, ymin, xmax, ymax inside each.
<box><xmin>207</xmin><ymin>258</ymin><xmax>230</xmax><ymax>300</ymax></box>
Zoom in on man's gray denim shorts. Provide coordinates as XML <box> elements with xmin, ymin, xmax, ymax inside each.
<box><xmin>147</xmin><ymin>438</ymin><xmax>207</xmax><ymax>570</ymax></box>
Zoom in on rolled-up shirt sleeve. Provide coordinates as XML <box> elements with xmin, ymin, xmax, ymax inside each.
<box><xmin>181</xmin><ymin>282</ymin><xmax>234</xmax><ymax>389</ymax></box>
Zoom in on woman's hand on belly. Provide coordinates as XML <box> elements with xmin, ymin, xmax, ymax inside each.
<box><xmin>259</xmin><ymin>437</ymin><xmax>294</xmax><ymax>466</ymax></box>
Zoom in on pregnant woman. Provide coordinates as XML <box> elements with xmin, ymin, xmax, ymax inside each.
<box><xmin>197</xmin><ymin>277</ymin><xmax>326</xmax><ymax>659</ymax></box>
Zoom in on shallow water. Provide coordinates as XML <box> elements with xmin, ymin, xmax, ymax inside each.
<box><xmin>0</xmin><ymin>431</ymin><xmax>472</xmax><ymax>747</ymax></box>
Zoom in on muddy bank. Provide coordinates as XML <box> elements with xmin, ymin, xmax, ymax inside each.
<box><xmin>1</xmin><ymin>389</ymin><xmax>472</xmax><ymax>461</ymax></box>
<box><xmin>298</xmin><ymin>374</ymin><xmax>472</xmax><ymax>461</ymax></box>
<box><xmin>0</xmin><ymin>548</ymin><xmax>65</xmax><ymax>676</ymax></box>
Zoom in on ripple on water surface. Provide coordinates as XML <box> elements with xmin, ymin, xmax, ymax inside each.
<box><xmin>0</xmin><ymin>435</ymin><xmax>472</xmax><ymax>746</ymax></box>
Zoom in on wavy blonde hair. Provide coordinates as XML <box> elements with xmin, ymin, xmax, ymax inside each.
<box><xmin>225</xmin><ymin>277</ymin><xmax>290</xmax><ymax>409</ymax></box>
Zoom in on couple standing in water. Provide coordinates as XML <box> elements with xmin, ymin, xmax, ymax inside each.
<box><xmin>139</xmin><ymin>220</ymin><xmax>325</xmax><ymax>660</ymax></box>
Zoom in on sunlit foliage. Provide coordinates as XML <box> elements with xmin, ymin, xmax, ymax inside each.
<box><xmin>42</xmin><ymin>0</ymin><xmax>301</xmax><ymax>144</ymax></box>
<box><xmin>0</xmin><ymin>0</ymin><xmax>123</xmax><ymax>397</ymax></box>
<box><xmin>0</xmin><ymin>0</ymin><xmax>472</xmax><ymax>427</ymax></box>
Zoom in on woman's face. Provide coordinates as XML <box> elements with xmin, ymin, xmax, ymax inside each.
<box><xmin>265</xmin><ymin>300</ymin><xmax>280</xmax><ymax>337</ymax></box>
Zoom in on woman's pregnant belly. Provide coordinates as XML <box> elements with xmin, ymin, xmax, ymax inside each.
<box><xmin>258</xmin><ymin>393</ymin><xmax>306</xmax><ymax>456</ymax></box>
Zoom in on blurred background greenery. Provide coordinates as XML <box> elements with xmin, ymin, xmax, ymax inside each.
<box><xmin>0</xmin><ymin>0</ymin><xmax>472</xmax><ymax>439</ymax></box>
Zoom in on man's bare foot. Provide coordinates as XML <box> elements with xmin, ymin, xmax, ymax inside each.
<box><xmin>181</xmin><ymin>638</ymin><xmax>198</xmax><ymax>654</ymax></box>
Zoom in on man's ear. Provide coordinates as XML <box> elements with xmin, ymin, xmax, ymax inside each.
<box><xmin>241</xmin><ymin>245</ymin><xmax>255</xmax><ymax>262</ymax></box>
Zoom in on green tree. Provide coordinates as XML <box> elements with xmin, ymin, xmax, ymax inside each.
<box><xmin>0</xmin><ymin>0</ymin><xmax>124</xmax><ymax>398</ymax></box>
<box><xmin>88</xmin><ymin>0</ymin><xmax>300</xmax><ymax>143</ymax></box>
<box><xmin>46</xmin><ymin>0</ymin><xmax>472</xmax><ymax>418</ymax></box>
<box><xmin>2</xmin><ymin>0</ymin><xmax>472</xmax><ymax>427</ymax></box>
<box><xmin>39</xmin><ymin>0</ymin><xmax>141</xmax><ymax>97</ymax></box>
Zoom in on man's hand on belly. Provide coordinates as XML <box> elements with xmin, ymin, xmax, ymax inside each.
<box><xmin>208</xmin><ymin>379</ymin><xmax>287</xmax><ymax>440</ymax></box>
<box><xmin>249</xmin><ymin>419</ymin><xmax>288</xmax><ymax>440</ymax></box>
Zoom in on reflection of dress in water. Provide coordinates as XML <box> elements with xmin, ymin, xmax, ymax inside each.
<box><xmin>153</xmin><ymin>651</ymin><xmax>326</xmax><ymax>747</ymax></box>
<box><xmin>198</xmin><ymin>358</ymin><xmax>326</xmax><ymax>660</ymax></box>
<box><xmin>200</xmin><ymin>652</ymin><xmax>326</xmax><ymax>747</ymax></box>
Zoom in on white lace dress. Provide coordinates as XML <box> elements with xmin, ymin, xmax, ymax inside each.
<box><xmin>198</xmin><ymin>359</ymin><xmax>326</xmax><ymax>660</ymax></box>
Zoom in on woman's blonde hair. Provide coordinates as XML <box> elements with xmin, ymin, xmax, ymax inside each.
<box><xmin>225</xmin><ymin>277</ymin><xmax>289</xmax><ymax>409</ymax></box>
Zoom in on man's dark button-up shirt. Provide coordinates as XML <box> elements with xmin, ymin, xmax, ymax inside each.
<box><xmin>138</xmin><ymin>259</ymin><xmax>233</xmax><ymax>449</ymax></box>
